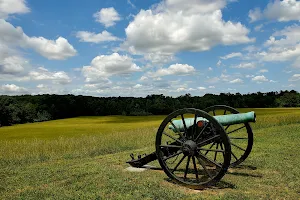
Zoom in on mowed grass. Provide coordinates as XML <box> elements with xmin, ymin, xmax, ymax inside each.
<box><xmin>1</xmin><ymin>108</ymin><xmax>300</xmax><ymax>199</ymax></box>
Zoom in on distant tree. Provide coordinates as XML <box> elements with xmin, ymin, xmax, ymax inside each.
<box><xmin>1</xmin><ymin>90</ymin><xmax>300</xmax><ymax>127</ymax></box>
<box><xmin>276</xmin><ymin>93</ymin><xmax>300</xmax><ymax>107</ymax></box>
<box><xmin>35</xmin><ymin>110</ymin><xmax>52</xmax><ymax>122</ymax></box>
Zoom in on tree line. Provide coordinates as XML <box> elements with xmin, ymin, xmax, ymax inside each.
<box><xmin>0</xmin><ymin>90</ymin><xmax>299</xmax><ymax>127</ymax></box>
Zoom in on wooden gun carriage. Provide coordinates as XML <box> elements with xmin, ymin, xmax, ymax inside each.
<box><xmin>127</xmin><ymin>105</ymin><xmax>256</xmax><ymax>188</ymax></box>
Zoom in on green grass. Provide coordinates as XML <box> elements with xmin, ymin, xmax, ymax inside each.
<box><xmin>0</xmin><ymin>108</ymin><xmax>300</xmax><ymax>199</ymax></box>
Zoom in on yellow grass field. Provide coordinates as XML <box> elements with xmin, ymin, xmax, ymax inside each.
<box><xmin>0</xmin><ymin>108</ymin><xmax>300</xmax><ymax>199</ymax></box>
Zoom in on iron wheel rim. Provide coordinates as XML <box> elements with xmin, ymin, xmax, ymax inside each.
<box><xmin>204</xmin><ymin>105</ymin><xmax>254</xmax><ymax>167</ymax></box>
<box><xmin>155</xmin><ymin>108</ymin><xmax>231</xmax><ymax>188</ymax></box>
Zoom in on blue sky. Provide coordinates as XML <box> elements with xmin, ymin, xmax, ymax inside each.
<box><xmin>1</xmin><ymin>0</ymin><xmax>300</xmax><ymax>97</ymax></box>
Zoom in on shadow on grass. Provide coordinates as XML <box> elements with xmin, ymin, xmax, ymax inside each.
<box><xmin>138</xmin><ymin>165</ymin><xmax>237</xmax><ymax>190</ymax></box>
<box><xmin>232</xmin><ymin>164</ymin><xmax>257</xmax><ymax>170</ymax></box>
<box><xmin>228</xmin><ymin>171</ymin><xmax>263</xmax><ymax>178</ymax></box>
<box><xmin>214</xmin><ymin>180</ymin><xmax>236</xmax><ymax>189</ymax></box>
<box><xmin>163</xmin><ymin>178</ymin><xmax>236</xmax><ymax>190</ymax></box>
<box><xmin>140</xmin><ymin>164</ymin><xmax>261</xmax><ymax>189</ymax></box>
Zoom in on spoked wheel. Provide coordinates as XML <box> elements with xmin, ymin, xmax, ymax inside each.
<box><xmin>156</xmin><ymin>108</ymin><xmax>231</xmax><ymax>189</ymax></box>
<box><xmin>204</xmin><ymin>105</ymin><xmax>253</xmax><ymax>167</ymax></box>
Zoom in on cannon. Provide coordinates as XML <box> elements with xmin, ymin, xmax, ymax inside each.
<box><xmin>127</xmin><ymin>105</ymin><xmax>256</xmax><ymax>188</ymax></box>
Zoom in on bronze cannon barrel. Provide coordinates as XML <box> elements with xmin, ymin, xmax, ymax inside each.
<box><xmin>169</xmin><ymin>111</ymin><xmax>256</xmax><ymax>132</ymax></box>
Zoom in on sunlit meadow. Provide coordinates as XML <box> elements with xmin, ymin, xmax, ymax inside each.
<box><xmin>0</xmin><ymin>108</ymin><xmax>300</xmax><ymax>199</ymax></box>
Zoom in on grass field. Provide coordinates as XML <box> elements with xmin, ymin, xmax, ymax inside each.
<box><xmin>0</xmin><ymin>108</ymin><xmax>300</xmax><ymax>199</ymax></box>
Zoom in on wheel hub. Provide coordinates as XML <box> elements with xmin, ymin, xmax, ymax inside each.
<box><xmin>182</xmin><ymin>140</ymin><xmax>197</xmax><ymax>156</ymax></box>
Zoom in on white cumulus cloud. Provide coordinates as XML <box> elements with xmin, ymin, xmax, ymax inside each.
<box><xmin>206</xmin><ymin>77</ymin><xmax>220</xmax><ymax>83</ymax></box>
<box><xmin>0</xmin><ymin>19</ymin><xmax>77</xmax><ymax>60</ymax></box>
<box><xmin>198</xmin><ymin>87</ymin><xmax>206</xmax><ymax>90</ymax></box>
<box><xmin>0</xmin><ymin>56</ymin><xmax>28</xmax><ymax>74</ymax></box>
<box><xmin>230</xmin><ymin>78</ymin><xmax>243</xmax><ymax>83</ymax></box>
<box><xmin>148</xmin><ymin>63</ymin><xmax>195</xmax><ymax>77</ymax></box>
<box><xmin>243</xmin><ymin>45</ymin><xmax>260</xmax><ymax>53</ymax></box>
<box><xmin>249</xmin><ymin>0</ymin><xmax>300</xmax><ymax>22</ymax></box>
<box><xmin>220</xmin><ymin>52</ymin><xmax>242</xmax><ymax>60</ymax></box>
<box><xmin>252</xmin><ymin>75</ymin><xmax>269</xmax><ymax>83</ymax></box>
<box><xmin>264</xmin><ymin>25</ymin><xmax>300</xmax><ymax>48</ymax></box>
<box><xmin>26</xmin><ymin>36</ymin><xmax>77</xmax><ymax>60</ymax></box>
<box><xmin>248</xmin><ymin>8</ymin><xmax>263</xmax><ymax>22</ymax></box>
<box><xmin>231</xmin><ymin>62</ymin><xmax>256</xmax><ymax>69</ymax></box>
<box><xmin>123</xmin><ymin>0</ymin><xmax>254</xmax><ymax>56</ymax></box>
<box><xmin>133</xmin><ymin>84</ymin><xmax>142</xmax><ymax>89</ymax></box>
<box><xmin>139</xmin><ymin>76</ymin><xmax>148</xmax><ymax>81</ymax></box>
<box><xmin>0</xmin><ymin>0</ymin><xmax>30</xmax><ymax>19</ymax></box>
<box><xmin>82</xmin><ymin>53</ymin><xmax>140</xmax><ymax>83</ymax></box>
<box><xmin>0</xmin><ymin>84</ymin><xmax>28</xmax><ymax>94</ymax></box>
<box><xmin>143</xmin><ymin>52</ymin><xmax>175</xmax><ymax>64</ymax></box>
<box><xmin>258</xmin><ymin>69</ymin><xmax>268</xmax><ymax>73</ymax></box>
<box><xmin>289</xmin><ymin>74</ymin><xmax>300</xmax><ymax>81</ymax></box>
<box><xmin>29</xmin><ymin>67</ymin><xmax>72</xmax><ymax>84</ymax></box>
<box><xmin>254</xmin><ymin>24</ymin><xmax>264</xmax><ymax>32</ymax></box>
<box><xmin>94</xmin><ymin>7</ymin><xmax>121</xmax><ymax>27</ymax></box>
<box><xmin>260</xmin><ymin>25</ymin><xmax>300</xmax><ymax>67</ymax></box>
<box><xmin>76</xmin><ymin>31</ymin><xmax>120</xmax><ymax>43</ymax></box>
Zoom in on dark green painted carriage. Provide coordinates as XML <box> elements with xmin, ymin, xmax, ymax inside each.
<box><xmin>127</xmin><ymin>105</ymin><xmax>256</xmax><ymax>188</ymax></box>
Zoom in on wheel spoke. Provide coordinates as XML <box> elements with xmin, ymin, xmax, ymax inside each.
<box><xmin>198</xmin><ymin>148</ymin><xmax>225</xmax><ymax>153</ymax></box>
<box><xmin>231</xmin><ymin>142</ymin><xmax>246</xmax><ymax>151</ymax></box>
<box><xmin>160</xmin><ymin>144</ymin><xmax>182</xmax><ymax>148</ymax></box>
<box><xmin>204</xmin><ymin>142</ymin><xmax>215</xmax><ymax>155</ymax></box>
<box><xmin>163</xmin><ymin>131</ymin><xmax>183</xmax><ymax>144</ymax></box>
<box><xmin>220</xmin><ymin>142</ymin><xmax>225</xmax><ymax>157</ymax></box>
<box><xmin>180</xmin><ymin>114</ymin><xmax>188</xmax><ymax>137</ymax></box>
<box><xmin>224</xmin><ymin>110</ymin><xmax>227</xmax><ymax>115</ymax></box>
<box><xmin>225</xmin><ymin>125</ymin><xmax>230</xmax><ymax>131</ymax></box>
<box><xmin>197</xmin><ymin>134</ymin><xmax>220</xmax><ymax>146</ymax></box>
<box><xmin>192</xmin><ymin>156</ymin><xmax>199</xmax><ymax>180</ymax></box>
<box><xmin>195</xmin><ymin>155</ymin><xmax>213</xmax><ymax>179</ymax></box>
<box><xmin>231</xmin><ymin>151</ymin><xmax>238</xmax><ymax>160</ymax></box>
<box><xmin>171</xmin><ymin>155</ymin><xmax>186</xmax><ymax>173</ymax></box>
<box><xmin>212</xmin><ymin>109</ymin><xmax>216</xmax><ymax>116</ymax></box>
<box><xmin>184</xmin><ymin>156</ymin><xmax>191</xmax><ymax>179</ymax></box>
<box><xmin>198</xmin><ymin>152</ymin><xmax>222</xmax><ymax>168</ymax></box>
<box><xmin>214</xmin><ymin>143</ymin><xmax>219</xmax><ymax>161</ymax></box>
<box><xmin>163</xmin><ymin>151</ymin><xmax>183</xmax><ymax>161</ymax></box>
<box><xmin>194</xmin><ymin>122</ymin><xmax>209</xmax><ymax>142</ymax></box>
<box><xmin>170</xmin><ymin>120</ymin><xmax>186</xmax><ymax>141</ymax></box>
<box><xmin>192</xmin><ymin>114</ymin><xmax>197</xmax><ymax>139</ymax></box>
<box><xmin>229</xmin><ymin>137</ymin><xmax>247</xmax><ymax>140</ymax></box>
<box><xmin>227</xmin><ymin>125</ymin><xmax>246</xmax><ymax>134</ymax></box>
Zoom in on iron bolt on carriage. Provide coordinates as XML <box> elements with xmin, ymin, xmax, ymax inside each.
<box><xmin>127</xmin><ymin>105</ymin><xmax>256</xmax><ymax>189</ymax></box>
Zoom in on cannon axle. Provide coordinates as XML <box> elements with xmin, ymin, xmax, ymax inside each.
<box><xmin>182</xmin><ymin>140</ymin><xmax>197</xmax><ymax>156</ymax></box>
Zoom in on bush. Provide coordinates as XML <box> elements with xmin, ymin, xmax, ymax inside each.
<box><xmin>34</xmin><ymin>110</ymin><xmax>52</xmax><ymax>122</ymax></box>
<box><xmin>128</xmin><ymin>109</ymin><xmax>152</xmax><ymax>116</ymax></box>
